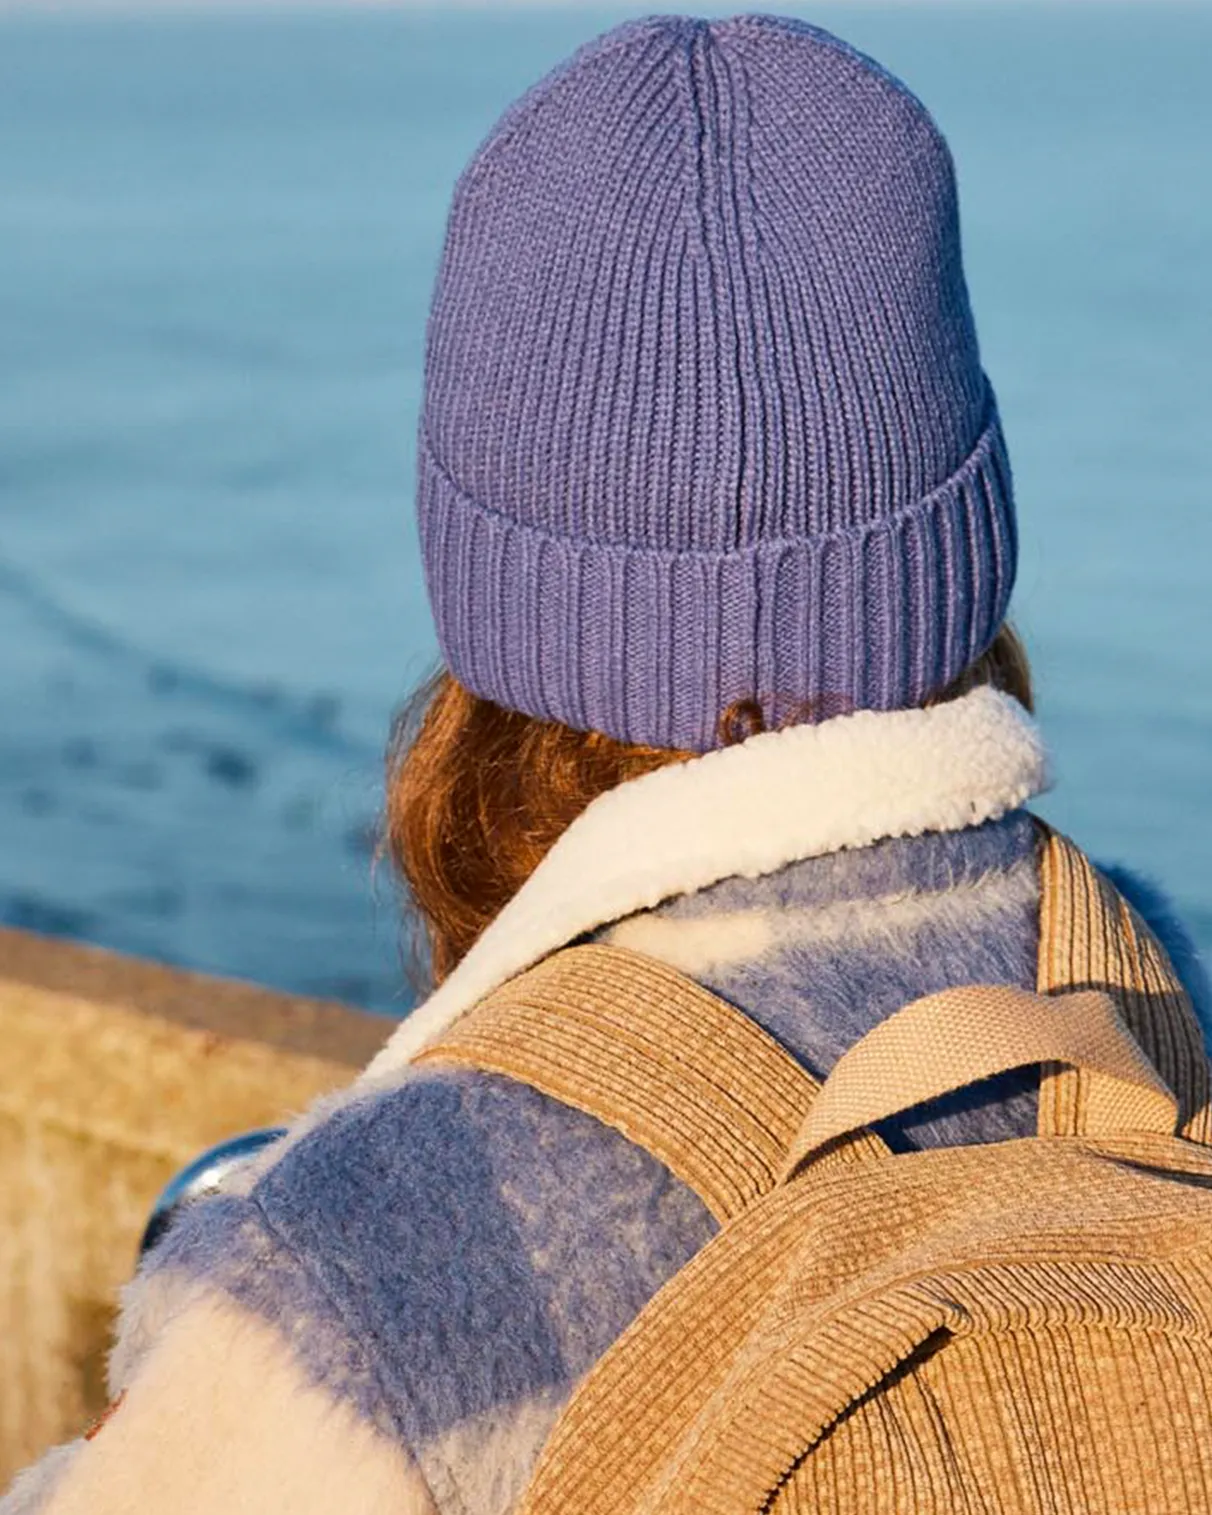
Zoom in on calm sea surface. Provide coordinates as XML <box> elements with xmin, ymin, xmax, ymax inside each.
<box><xmin>1</xmin><ymin>3</ymin><xmax>1209</xmax><ymax>1012</ymax></box>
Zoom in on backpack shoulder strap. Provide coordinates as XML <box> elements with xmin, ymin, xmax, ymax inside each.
<box><xmin>416</xmin><ymin>942</ymin><xmax>887</xmax><ymax>1223</ymax></box>
<box><xmin>1037</xmin><ymin>827</ymin><xmax>1212</xmax><ymax>1142</ymax></box>
<box><xmin>417</xmin><ymin>825</ymin><xmax>1212</xmax><ymax>1219</ymax></box>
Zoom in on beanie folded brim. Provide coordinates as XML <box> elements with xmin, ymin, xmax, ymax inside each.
<box><xmin>418</xmin><ymin>400</ymin><xmax>1016</xmax><ymax>753</ymax></box>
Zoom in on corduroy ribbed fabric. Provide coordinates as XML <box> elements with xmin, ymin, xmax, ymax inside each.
<box><xmin>421</xmin><ymin>831</ymin><xmax>1212</xmax><ymax>1515</ymax></box>
<box><xmin>418</xmin><ymin>14</ymin><xmax>1017</xmax><ymax>751</ymax></box>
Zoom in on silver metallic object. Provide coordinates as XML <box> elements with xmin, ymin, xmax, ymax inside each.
<box><xmin>140</xmin><ymin>1127</ymin><xmax>287</xmax><ymax>1257</ymax></box>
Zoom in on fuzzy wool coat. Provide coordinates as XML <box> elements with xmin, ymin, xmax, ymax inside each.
<box><xmin>6</xmin><ymin>689</ymin><xmax>1210</xmax><ymax>1515</ymax></box>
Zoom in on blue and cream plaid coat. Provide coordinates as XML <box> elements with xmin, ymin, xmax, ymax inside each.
<box><xmin>9</xmin><ymin>690</ymin><xmax>1211</xmax><ymax>1515</ymax></box>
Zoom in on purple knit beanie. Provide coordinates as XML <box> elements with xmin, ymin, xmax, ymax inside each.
<box><xmin>418</xmin><ymin>13</ymin><xmax>1016</xmax><ymax>752</ymax></box>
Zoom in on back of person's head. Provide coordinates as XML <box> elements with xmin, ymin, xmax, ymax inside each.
<box><xmin>387</xmin><ymin>14</ymin><xmax>1032</xmax><ymax>986</ymax></box>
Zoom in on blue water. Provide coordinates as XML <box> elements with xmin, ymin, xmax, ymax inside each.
<box><xmin>1</xmin><ymin>3</ymin><xmax>1209</xmax><ymax>1013</ymax></box>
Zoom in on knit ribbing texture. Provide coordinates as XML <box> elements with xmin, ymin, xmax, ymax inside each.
<box><xmin>418</xmin><ymin>14</ymin><xmax>1017</xmax><ymax>751</ymax></box>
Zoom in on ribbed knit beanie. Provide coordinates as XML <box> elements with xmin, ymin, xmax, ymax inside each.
<box><xmin>418</xmin><ymin>13</ymin><xmax>1016</xmax><ymax>753</ymax></box>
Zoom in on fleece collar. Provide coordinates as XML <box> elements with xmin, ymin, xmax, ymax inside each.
<box><xmin>363</xmin><ymin>687</ymin><xmax>1049</xmax><ymax>1080</ymax></box>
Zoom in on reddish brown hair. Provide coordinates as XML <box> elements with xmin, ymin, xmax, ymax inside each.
<box><xmin>384</xmin><ymin>625</ymin><xmax>1033</xmax><ymax>991</ymax></box>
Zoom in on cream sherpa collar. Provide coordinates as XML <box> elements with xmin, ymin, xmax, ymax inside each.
<box><xmin>364</xmin><ymin>687</ymin><xmax>1049</xmax><ymax>1079</ymax></box>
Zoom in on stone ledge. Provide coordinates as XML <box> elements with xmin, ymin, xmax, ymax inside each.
<box><xmin>0</xmin><ymin>925</ymin><xmax>389</xmax><ymax>1068</ymax></box>
<box><xmin>0</xmin><ymin>927</ymin><xmax>392</xmax><ymax>1490</ymax></box>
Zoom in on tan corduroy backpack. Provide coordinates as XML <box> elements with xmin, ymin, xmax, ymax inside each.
<box><xmin>420</xmin><ymin>827</ymin><xmax>1212</xmax><ymax>1513</ymax></box>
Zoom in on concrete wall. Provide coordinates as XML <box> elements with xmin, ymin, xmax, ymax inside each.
<box><xmin>0</xmin><ymin>927</ymin><xmax>388</xmax><ymax>1487</ymax></box>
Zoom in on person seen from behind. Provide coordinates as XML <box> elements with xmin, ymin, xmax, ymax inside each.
<box><xmin>8</xmin><ymin>14</ymin><xmax>1212</xmax><ymax>1515</ymax></box>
